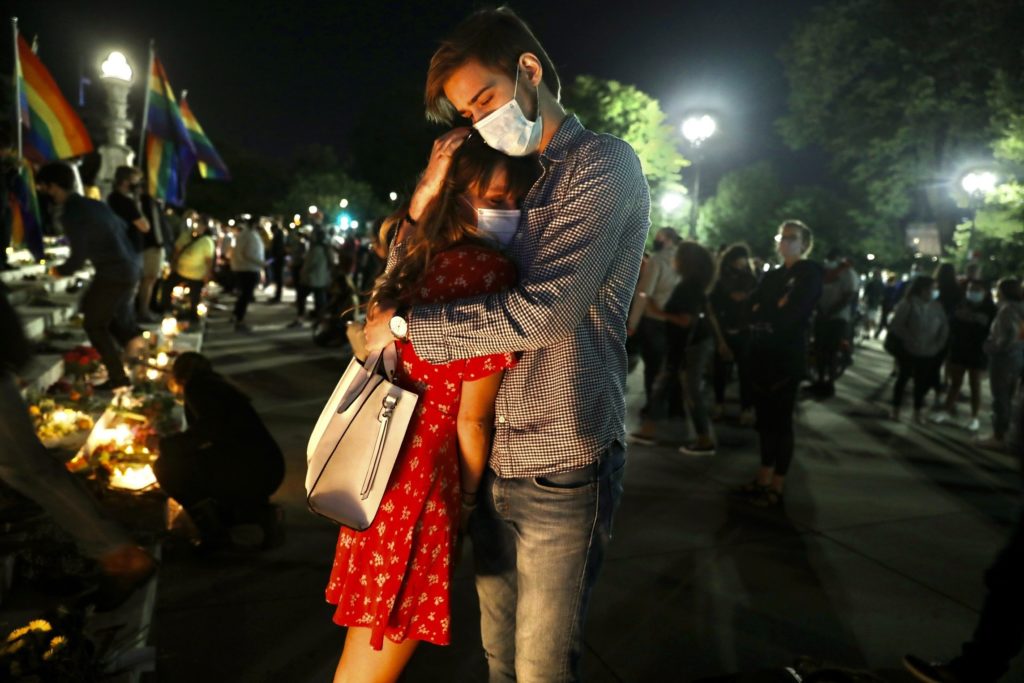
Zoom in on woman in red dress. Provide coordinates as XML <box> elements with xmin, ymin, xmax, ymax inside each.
<box><xmin>327</xmin><ymin>135</ymin><xmax>539</xmax><ymax>682</ymax></box>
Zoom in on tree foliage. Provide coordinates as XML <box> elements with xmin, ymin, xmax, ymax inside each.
<box><xmin>778</xmin><ymin>0</ymin><xmax>1024</xmax><ymax>242</ymax></box>
<box><xmin>564</xmin><ymin>75</ymin><xmax>688</xmax><ymax>227</ymax></box>
<box><xmin>697</xmin><ymin>162</ymin><xmax>782</xmax><ymax>251</ymax></box>
<box><xmin>272</xmin><ymin>145</ymin><xmax>387</xmax><ymax>226</ymax></box>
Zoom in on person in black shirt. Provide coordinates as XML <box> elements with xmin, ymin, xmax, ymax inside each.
<box><xmin>268</xmin><ymin>221</ymin><xmax>287</xmax><ymax>303</ymax></box>
<box><xmin>632</xmin><ymin>242</ymin><xmax>717</xmax><ymax>455</ymax></box>
<box><xmin>37</xmin><ymin>163</ymin><xmax>141</xmax><ymax>390</ymax></box>
<box><xmin>107</xmin><ymin>166</ymin><xmax>151</xmax><ymax>332</ymax></box>
<box><xmin>137</xmin><ymin>192</ymin><xmax>167</xmax><ymax>321</ymax></box>
<box><xmin>155</xmin><ymin>353</ymin><xmax>285</xmax><ymax>550</ymax></box>
<box><xmin>709</xmin><ymin>243</ymin><xmax>758</xmax><ymax>426</ymax></box>
<box><xmin>736</xmin><ymin>220</ymin><xmax>823</xmax><ymax>507</ymax></box>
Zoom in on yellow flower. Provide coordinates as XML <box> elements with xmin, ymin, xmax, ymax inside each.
<box><xmin>42</xmin><ymin>635</ymin><xmax>68</xmax><ymax>661</ymax></box>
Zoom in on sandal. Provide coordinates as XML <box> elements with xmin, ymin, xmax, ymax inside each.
<box><xmin>748</xmin><ymin>489</ymin><xmax>784</xmax><ymax>508</ymax></box>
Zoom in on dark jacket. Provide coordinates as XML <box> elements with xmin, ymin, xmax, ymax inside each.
<box><xmin>56</xmin><ymin>194</ymin><xmax>140</xmax><ymax>282</ymax></box>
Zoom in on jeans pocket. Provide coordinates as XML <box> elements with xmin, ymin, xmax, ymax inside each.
<box><xmin>532</xmin><ymin>465</ymin><xmax>598</xmax><ymax>494</ymax></box>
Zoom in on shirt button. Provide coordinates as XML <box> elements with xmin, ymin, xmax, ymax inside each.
<box><xmin>497</xmin><ymin>416</ymin><xmax>506</xmax><ymax>424</ymax></box>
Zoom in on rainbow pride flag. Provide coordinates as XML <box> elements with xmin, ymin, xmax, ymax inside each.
<box><xmin>16</xmin><ymin>34</ymin><xmax>93</xmax><ymax>163</ymax></box>
<box><xmin>7</xmin><ymin>159</ymin><xmax>45</xmax><ymax>260</ymax></box>
<box><xmin>144</xmin><ymin>57</ymin><xmax>195</xmax><ymax>205</ymax></box>
<box><xmin>179</xmin><ymin>95</ymin><xmax>230</xmax><ymax>180</ymax></box>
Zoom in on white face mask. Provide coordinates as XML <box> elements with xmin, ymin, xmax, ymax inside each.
<box><xmin>473</xmin><ymin>63</ymin><xmax>543</xmax><ymax>157</ymax></box>
<box><xmin>476</xmin><ymin>208</ymin><xmax>521</xmax><ymax>246</ymax></box>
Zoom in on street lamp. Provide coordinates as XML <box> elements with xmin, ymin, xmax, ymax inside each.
<box><xmin>388</xmin><ymin>192</ymin><xmax>398</xmax><ymax>202</ymax></box>
<box><xmin>960</xmin><ymin>170</ymin><xmax>998</xmax><ymax>264</ymax></box>
<box><xmin>95</xmin><ymin>50</ymin><xmax>135</xmax><ymax>197</ymax></box>
<box><xmin>681</xmin><ymin>114</ymin><xmax>717</xmax><ymax>239</ymax></box>
<box><xmin>660</xmin><ymin>192</ymin><xmax>684</xmax><ymax>214</ymax></box>
<box><xmin>308</xmin><ymin>205</ymin><xmax>319</xmax><ymax>215</ymax></box>
<box><xmin>339</xmin><ymin>198</ymin><xmax>349</xmax><ymax>209</ymax></box>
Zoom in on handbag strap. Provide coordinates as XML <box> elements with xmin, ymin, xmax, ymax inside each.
<box><xmin>364</xmin><ymin>344</ymin><xmax>400</xmax><ymax>381</ymax></box>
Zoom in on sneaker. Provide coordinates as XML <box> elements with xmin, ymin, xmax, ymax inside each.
<box><xmin>748</xmin><ymin>488</ymin><xmax>783</xmax><ymax>508</ymax></box>
<box><xmin>930</xmin><ymin>410</ymin><xmax>952</xmax><ymax>425</ymax></box>
<box><xmin>286</xmin><ymin>319</ymin><xmax>304</xmax><ymax>329</ymax></box>
<box><xmin>739</xmin><ymin>409</ymin><xmax>755</xmax><ymax>427</ymax></box>
<box><xmin>234</xmin><ymin>322</ymin><xmax>252</xmax><ymax>333</ymax></box>
<box><xmin>902</xmin><ymin>654</ymin><xmax>963</xmax><ymax>683</ymax></box>
<box><xmin>678</xmin><ymin>442</ymin><xmax>716</xmax><ymax>456</ymax></box>
<box><xmin>964</xmin><ymin>417</ymin><xmax>980</xmax><ymax>432</ymax></box>
<box><xmin>627</xmin><ymin>432</ymin><xmax>658</xmax><ymax>446</ymax></box>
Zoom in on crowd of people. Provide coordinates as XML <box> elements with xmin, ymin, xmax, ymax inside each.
<box><xmin>626</xmin><ymin>229</ymin><xmax>1023</xmax><ymax>468</ymax></box>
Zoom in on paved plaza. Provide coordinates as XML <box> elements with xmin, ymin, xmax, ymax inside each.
<box><xmin>150</xmin><ymin>293</ymin><xmax>1023</xmax><ymax>682</ymax></box>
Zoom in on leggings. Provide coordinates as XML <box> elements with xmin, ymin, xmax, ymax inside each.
<box><xmin>712</xmin><ymin>331</ymin><xmax>752</xmax><ymax>409</ymax></box>
<box><xmin>753</xmin><ymin>366</ymin><xmax>800</xmax><ymax>476</ymax></box>
<box><xmin>893</xmin><ymin>352</ymin><xmax>943</xmax><ymax>412</ymax></box>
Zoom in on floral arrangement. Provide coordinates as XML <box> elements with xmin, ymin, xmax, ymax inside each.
<box><xmin>71</xmin><ymin>419</ymin><xmax>157</xmax><ymax>475</ymax></box>
<box><xmin>45</xmin><ymin>378</ymin><xmax>97</xmax><ymax>407</ymax></box>
<box><xmin>29</xmin><ymin>398</ymin><xmax>94</xmax><ymax>448</ymax></box>
<box><xmin>61</xmin><ymin>346</ymin><xmax>101</xmax><ymax>379</ymax></box>
<box><xmin>0</xmin><ymin>609</ymin><xmax>103</xmax><ymax>680</ymax></box>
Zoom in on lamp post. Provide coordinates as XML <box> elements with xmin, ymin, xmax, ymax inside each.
<box><xmin>681</xmin><ymin>114</ymin><xmax>717</xmax><ymax>239</ymax></box>
<box><xmin>95</xmin><ymin>51</ymin><xmax>135</xmax><ymax>198</ymax></box>
<box><xmin>960</xmin><ymin>170</ymin><xmax>997</xmax><ymax>265</ymax></box>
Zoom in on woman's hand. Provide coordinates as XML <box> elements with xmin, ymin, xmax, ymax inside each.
<box><xmin>364</xmin><ymin>301</ymin><xmax>398</xmax><ymax>353</ymax></box>
<box><xmin>408</xmin><ymin>128</ymin><xmax>472</xmax><ymax>222</ymax></box>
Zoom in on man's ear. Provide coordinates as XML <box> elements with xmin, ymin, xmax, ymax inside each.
<box><xmin>519</xmin><ymin>53</ymin><xmax>543</xmax><ymax>89</ymax></box>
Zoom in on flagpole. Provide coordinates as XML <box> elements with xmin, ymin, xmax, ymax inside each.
<box><xmin>136</xmin><ymin>38</ymin><xmax>155</xmax><ymax>165</ymax></box>
<box><xmin>12</xmin><ymin>17</ymin><xmax>22</xmax><ymax>160</ymax></box>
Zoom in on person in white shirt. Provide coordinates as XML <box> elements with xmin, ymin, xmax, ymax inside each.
<box><xmin>229</xmin><ymin>220</ymin><xmax>265</xmax><ymax>333</ymax></box>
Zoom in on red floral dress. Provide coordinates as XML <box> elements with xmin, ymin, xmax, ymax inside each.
<box><xmin>325</xmin><ymin>244</ymin><xmax>517</xmax><ymax>650</ymax></box>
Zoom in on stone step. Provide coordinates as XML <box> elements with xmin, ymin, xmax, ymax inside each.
<box><xmin>18</xmin><ymin>354</ymin><xmax>65</xmax><ymax>399</ymax></box>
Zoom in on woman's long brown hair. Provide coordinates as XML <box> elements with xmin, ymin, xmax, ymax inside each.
<box><xmin>369</xmin><ymin>135</ymin><xmax>538</xmax><ymax>310</ymax></box>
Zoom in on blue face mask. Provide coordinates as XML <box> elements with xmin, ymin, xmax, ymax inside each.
<box><xmin>476</xmin><ymin>208</ymin><xmax>521</xmax><ymax>246</ymax></box>
<box><xmin>966</xmin><ymin>291</ymin><xmax>984</xmax><ymax>304</ymax></box>
<box><xmin>931</xmin><ymin>289</ymin><xmax>940</xmax><ymax>301</ymax></box>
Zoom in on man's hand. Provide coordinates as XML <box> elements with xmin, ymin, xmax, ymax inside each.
<box><xmin>364</xmin><ymin>302</ymin><xmax>398</xmax><ymax>354</ymax></box>
<box><xmin>408</xmin><ymin>128</ymin><xmax>472</xmax><ymax>222</ymax></box>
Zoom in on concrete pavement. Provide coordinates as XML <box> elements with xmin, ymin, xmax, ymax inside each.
<box><xmin>151</xmin><ymin>289</ymin><xmax>1023</xmax><ymax>682</ymax></box>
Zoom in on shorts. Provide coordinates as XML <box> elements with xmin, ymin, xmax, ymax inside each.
<box><xmin>142</xmin><ymin>247</ymin><xmax>165</xmax><ymax>278</ymax></box>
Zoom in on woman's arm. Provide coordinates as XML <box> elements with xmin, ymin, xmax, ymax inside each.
<box><xmin>456</xmin><ymin>370</ymin><xmax>505</xmax><ymax>501</ymax></box>
<box><xmin>643</xmin><ymin>299</ymin><xmax>693</xmax><ymax>327</ymax></box>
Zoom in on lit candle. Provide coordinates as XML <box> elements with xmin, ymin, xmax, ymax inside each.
<box><xmin>146</xmin><ymin>368</ymin><xmax>159</xmax><ymax>381</ymax></box>
<box><xmin>196</xmin><ymin>303</ymin><xmax>208</xmax><ymax>317</ymax></box>
<box><xmin>161</xmin><ymin>317</ymin><xmax>179</xmax><ymax>337</ymax></box>
<box><xmin>109</xmin><ymin>464</ymin><xmax>158</xmax><ymax>491</ymax></box>
<box><xmin>156</xmin><ymin>352</ymin><xmax>169</xmax><ymax>368</ymax></box>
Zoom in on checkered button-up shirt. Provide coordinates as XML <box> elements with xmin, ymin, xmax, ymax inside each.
<box><xmin>408</xmin><ymin>115</ymin><xmax>650</xmax><ymax>478</ymax></box>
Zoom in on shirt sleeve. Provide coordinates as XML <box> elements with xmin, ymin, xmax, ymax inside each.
<box><xmin>55</xmin><ymin>219</ymin><xmax>87</xmax><ymax>276</ymax></box>
<box><xmin>409</xmin><ymin>138</ymin><xmax>648</xmax><ymax>364</ymax></box>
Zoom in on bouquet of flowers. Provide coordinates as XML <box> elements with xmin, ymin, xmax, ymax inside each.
<box><xmin>62</xmin><ymin>346</ymin><xmax>102</xmax><ymax>380</ymax></box>
<box><xmin>0</xmin><ymin>609</ymin><xmax>105</xmax><ymax>681</ymax></box>
<box><xmin>29</xmin><ymin>398</ymin><xmax>94</xmax><ymax>449</ymax></box>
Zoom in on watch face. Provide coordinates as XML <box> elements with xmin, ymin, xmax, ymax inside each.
<box><xmin>390</xmin><ymin>315</ymin><xmax>408</xmax><ymax>339</ymax></box>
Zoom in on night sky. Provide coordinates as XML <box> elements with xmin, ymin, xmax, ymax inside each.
<box><xmin>8</xmin><ymin>0</ymin><xmax>826</xmax><ymax>191</ymax></box>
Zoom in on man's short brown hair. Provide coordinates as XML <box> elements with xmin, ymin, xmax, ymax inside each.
<box><xmin>425</xmin><ymin>6</ymin><xmax>560</xmax><ymax>125</ymax></box>
<box><xmin>778</xmin><ymin>219</ymin><xmax>814</xmax><ymax>256</ymax></box>
<box><xmin>114</xmin><ymin>165</ymin><xmax>142</xmax><ymax>186</ymax></box>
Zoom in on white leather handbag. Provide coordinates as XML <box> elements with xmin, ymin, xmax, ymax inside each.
<box><xmin>305</xmin><ymin>345</ymin><xmax>419</xmax><ymax>530</ymax></box>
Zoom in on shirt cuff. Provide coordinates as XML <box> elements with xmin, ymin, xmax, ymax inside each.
<box><xmin>408</xmin><ymin>301</ymin><xmax>452</xmax><ymax>364</ymax></box>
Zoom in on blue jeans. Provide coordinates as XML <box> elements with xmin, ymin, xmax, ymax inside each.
<box><xmin>470</xmin><ymin>441</ymin><xmax>626</xmax><ymax>683</ymax></box>
<box><xmin>0</xmin><ymin>372</ymin><xmax>129</xmax><ymax>558</ymax></box>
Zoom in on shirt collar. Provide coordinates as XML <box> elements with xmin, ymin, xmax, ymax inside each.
<box><xmin>539</xmin><ymin>115</ymin><xmax>584</xmax><ymax>164</ymax></box>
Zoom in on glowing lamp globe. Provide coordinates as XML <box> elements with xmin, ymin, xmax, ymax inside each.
<box><xmin>961</xmin><ymin>171</ymin><xmax>997</xmax><ymax>196</ymax></box>
<box><xmin>682</xmin><ymin>115</ymin><xmax>717</xmax><ymax>145</ymax></box>
<box><xmin>660</xmin><ymin>192</ymin><xmax>684</xmax><ymax>213</ymax></box>
<box><xmin>100</xmin><ymin>51</ymin><xmax>133</xmax><ymax>82</ymax></box>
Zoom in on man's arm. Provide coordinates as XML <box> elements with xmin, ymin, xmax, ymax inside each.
<box><xmin>131</xmin><ymin>216</ymin><xmax>151</xmax><ymax>234</ymax></box>
<box><xmin>407</xmin><ymin>139</ymin><xmax>648</xmax><ymax>364</ymax></box>
<box><xmin>54</xmin><ymin>221</ymin><xmax>86</xmax><ymax>276</ymax></box>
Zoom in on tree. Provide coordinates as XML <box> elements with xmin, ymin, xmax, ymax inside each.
<box><xmin>273</xmin><ymin>145</ymin><xmax>387</xmax><ymax>230</ymax></box>
<box><xmin>564</xmin><ymin>75</ymin><xmax>688</xmax><ymax>229</ymax></box>
<box><xmin>778</xmin><ymin>0</ymin><xmax>1024</xmax><ymax>245</ymax></box>
<box><xmin>696</xmin><ymin>162</ymin><xmax>783</xmax><ymax>252</ymax></box>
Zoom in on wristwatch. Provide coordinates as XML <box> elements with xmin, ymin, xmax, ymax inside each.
<box><xmin>389</xmin><ymin>306</ymin><xmax>410</xmax><ymax>342</ymax></box>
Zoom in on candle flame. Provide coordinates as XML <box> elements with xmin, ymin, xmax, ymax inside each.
<box><xmin>109</xmin><ymin>464</ymin><xmax>157</xmax><ymax>491</ymax></box>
